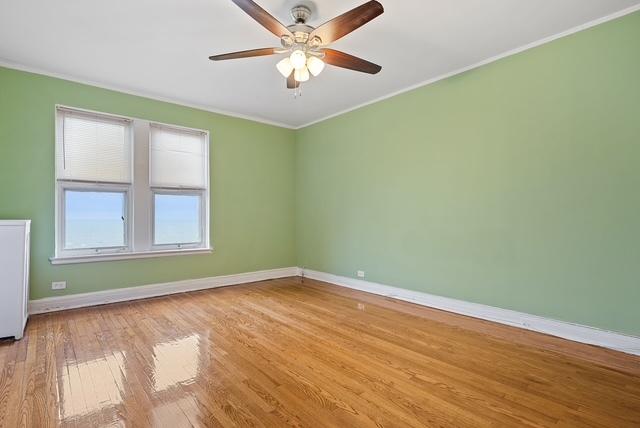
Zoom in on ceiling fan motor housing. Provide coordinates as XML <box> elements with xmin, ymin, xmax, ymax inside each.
<box><xmin>286</xmin><ymin>6</ymin><xmax>317</xmax><ymax>45</ymax></box>
<box><xmin>290</xmin><ymin>5</ymin><xmax>312</xmax><ymax>24</ymax></box>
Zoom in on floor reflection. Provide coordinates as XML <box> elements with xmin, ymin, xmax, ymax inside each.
<box><xmin>56</xmin><ymin>332</ymin><xmax>202</xmax><ymax>425</ymax></box>
<box><xmin>152</xmin><ymin>334</ymin><xmax>201</xmax><ymax>392</ymax></box>
<box><xmin>59</xmin><ymin>351</ymin><xmax>125</xmax><ymax>420</ymax></box>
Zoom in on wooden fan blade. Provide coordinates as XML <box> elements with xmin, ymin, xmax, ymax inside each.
<box><xmin>209</xmin><ymin>48</ymin><xmax>277</xmax><ymax>61</ymax></box>
<box><xmin>287</xmin><ymin>72</ymin><xmax>300</xmax><ymax>89</ymax></box>
<box><xmin>231</xmin><ymin>0</ymin><xmax>293</xmax><ymax>38</ymax></box>
<box><xmin>322</xmin><ymin>49</ymin><xmax>382</xmax><ymax>74</ymax></box>
<box><xmin>309</xmin><ymin>1</ymin><xmax>383</xmax><ymax>45</ymax></box>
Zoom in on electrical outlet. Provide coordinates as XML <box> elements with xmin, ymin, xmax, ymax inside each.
<box><xmin>357</xmin><ymin>270</ymin><xmax>365</xmax><ymax>278</ymax></box>
<box><xmin>51</xmin><ymin>281</ymin><xmax>66</xmax><ymax>290</ymax></box>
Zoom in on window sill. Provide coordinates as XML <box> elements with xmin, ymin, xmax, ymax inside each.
<box><xmin>49</xmin><ymin>248</ymin><xmax>212</xmax><ymax>265</ymax></box>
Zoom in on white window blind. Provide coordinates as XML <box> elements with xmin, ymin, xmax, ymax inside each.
<box><xmin>150</xmin><ymin>125</ymin><xmax>207</xmax><ymax>189</ymax></box>
<box><xmin>57</xmin><ymin>110</ymin><xmax>132</xmax><ymax>183</ymax></box>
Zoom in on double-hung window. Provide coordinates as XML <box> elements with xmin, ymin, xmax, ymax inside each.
<box><xmin>53</xmin><ymin>106</ymin><xmax>210</xmax><ymax>263</ymax></box>
<box><xmin>150</xmin><ymin>125</ymin><xmax>208</xmax><ymax>249</ymax></box>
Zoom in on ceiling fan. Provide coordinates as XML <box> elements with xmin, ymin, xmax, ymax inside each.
<box><xmin>209</xmin><ymin>0</ymin><xmax>384</xmax><ymax>90</ymax></box>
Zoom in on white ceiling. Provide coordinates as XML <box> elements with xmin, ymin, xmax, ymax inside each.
<box><xmin>1</xmin><ymin>0</ymin><xmax>638</xmax><ymax>128</ymax></box>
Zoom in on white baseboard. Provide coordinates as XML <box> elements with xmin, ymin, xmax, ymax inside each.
<box><xmin>29</xmin><ymin>265</ymin><xmax>639</xmax><ymax>357</ymax></box>
<box><xmin>29</xmin><ymin>267</ymin><xmax>300</xmax><ymax>315</ymax></box>
<box><xmin>302</xmin><ymin>269</ymin><xmax>640</xmax><ymax>356</ymax></box>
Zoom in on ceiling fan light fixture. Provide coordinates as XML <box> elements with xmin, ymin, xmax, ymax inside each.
<box><xmin>209</xmin><ymin>0</ymin><xmax>384</xmax><ymax>90</ymax></box>
<box><xmin>306</xmin><ymin>56</ymin><xmax>325</xmax><ymax>77</ymax></box>
<box><xmin>294</xmin><ymin>66</ymin><xmax>310</xmax><ymax>82</ymax></box>
<box><xmin>276</xmin><ymin>57</ymin><xmax>294</xmax><ymax>78</ymax></box>
<box><xmin>289</xmin><ymin>49</ymin><xmax>307</xmax><ymax>70</ymax></box>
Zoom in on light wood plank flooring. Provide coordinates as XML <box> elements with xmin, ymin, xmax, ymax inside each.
<box><xmin>1</xmin><ymin>277</ymin><xmax>639</xmax><ymax>427</ymax></box>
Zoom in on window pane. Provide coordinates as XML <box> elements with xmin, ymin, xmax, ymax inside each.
<box><xmin>64</xmin><ymin>191</ymin><xmax>125</xmax><ymax>249</ymax></box>
<box><xmin>154</xmin><ymin>194</ymin><xmax>201</xmax><ymax>245</ymax></box>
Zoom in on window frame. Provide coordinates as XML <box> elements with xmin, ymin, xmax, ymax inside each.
<box><xmin>52</xmin><ymin>105</ymin><xmax>211</xmax><ymax>264</ymax></box>
<box><xmin>57</xmin><ymin>183</ymin><xmax>132</xmax><ymax>257</ymax></box>
<box><xmin>151</xmin><ymin>189</ymin><xmax>207</xmax><ymax>250</ymax></box>
<box><xmin>148</xmin><ymin>122</ymin><xmax>210</xmax><ymax>252</ymax></box>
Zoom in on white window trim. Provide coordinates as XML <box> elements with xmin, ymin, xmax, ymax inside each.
<box><xmin>49</xmin><ymin>248</ymin><xmax>213</xmax><ymax>265</ymax></box>
<box><xmin>51</xmin><ymin>105</ymin><xmax>212</xmax><ymax>264</ymax></box>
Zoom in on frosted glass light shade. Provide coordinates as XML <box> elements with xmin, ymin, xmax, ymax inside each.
<box><xmin>294</xmin><ymin>66</ymin><xmax>309</xmax><ymax>82</ymax></box>
<box><xmin>289</xmin><ymin>50</ymin><xmax>307</xmax><ymax>70</ymax></box>
<box><xmin>276</xmin><ymin>57</ymin><xmax>294</xmax><ymax>78</ymax></box>
<box><xmin>306</xmin><ymin>56</ymin><xmax>325</xmax><ymax>76</ymax></box>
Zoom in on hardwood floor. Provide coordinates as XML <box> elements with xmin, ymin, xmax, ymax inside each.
<box><xmin>1</xmin><ymin>277</ymin><xmax>639</xmax><ymax>427</ymax></box>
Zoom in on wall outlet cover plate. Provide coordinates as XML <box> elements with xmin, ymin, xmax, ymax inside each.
<box><xmin>51</xmin><ymin>281</ymin><xmax>66</xmax><ymax>290</ymax></box>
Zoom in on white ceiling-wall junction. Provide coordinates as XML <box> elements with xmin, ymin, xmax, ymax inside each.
<box><xmin>1</xmin><ymin>0</ymin><xmax>638</xmax><ymax>128</ymax></box>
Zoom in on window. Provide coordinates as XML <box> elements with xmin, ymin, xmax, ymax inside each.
<box><xmin>64</xmin><ymin>190</ymin><xmax>127</xmax><ymax>250</ymax></box>
<box><xmin>149</xmin><ymin>125</ymin><xmax>207</xmax><ymax>249</ymax></box>
<box><xmin>153</xmin><ymin>193</ymin><xmax>202</xmax><ymax>247</ymax></box>
<box><xmin>54</xmin><ymin>106</ymin><xmax>210</xmax><ymax>263</ymax></box>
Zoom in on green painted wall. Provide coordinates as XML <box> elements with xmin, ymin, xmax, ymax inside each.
<box><xmin>0</xmin><ymin>66</ymin><xmax>296</xmax><ymax>300</ymax></box>
<box><xmin>1</xmin><ymin>12</ymin><xmax>638</xmax><ymax>336</ymax></box>
<box><xmin>295</xmin><ymin>12</ymin><xmax>640</xmax><ymax>336</ymax></box>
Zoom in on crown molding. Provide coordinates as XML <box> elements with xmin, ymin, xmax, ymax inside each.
<box><xmin>1</xmin><ymin>4</ymin><xmax>639</xmax><ymax>130</ymax></box>
<box><xmin>294</xmin><ymin>4</ymin><xmax>640</xmax><ymax>129</ymax></box>
<box><xmin>0</xmin><ymin>59</ymin><xmax>295</xmax><ymax>130</ymax></box>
